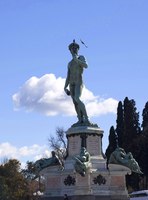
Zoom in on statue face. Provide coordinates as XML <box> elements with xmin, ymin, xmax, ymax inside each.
<box><xmin>70</xmin><ymin>46</ymin><xmax>79</xmax><ymax>55</ymax></box>
<box><xmin>80</xmin><ymin>147</ymin><xmax>86</xmax><ymax>155</ymax></box>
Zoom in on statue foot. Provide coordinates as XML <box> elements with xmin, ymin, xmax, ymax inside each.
<box><xmin>71</xmin><ymin>120</ymin><xmax>82</xmax><ymax>127</ymax></box>
<box><xmin>83</xmin><ymin>118</ymin><xmax>91</xmax><ymax>124</ymax></box>
<box><xmin>71</xmin><ymin>118</ymin><xmax>98</xmax><ymax>128</ymax></box>
<box><xmin>83</xmin><ymin>119</ymin><xmax>98</xmax><ymax>127</ymax></box>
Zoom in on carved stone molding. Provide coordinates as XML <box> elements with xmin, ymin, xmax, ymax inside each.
<box><xmin>93</xmin><ymin>174</ymin><xmax>106</xmax><ymax>185</ymax></box>
<box><xmin>64</xmin><ymin>175</ymin><xmax>76</xmax><ymax>186</ymax></box>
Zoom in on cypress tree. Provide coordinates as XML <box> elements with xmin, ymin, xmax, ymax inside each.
<box><xmin>116</xmin><ymin>101</ymin><xmax>124</xmax><ymax>147</ymax></box>
<box><xmin>106</xmin><ymin>97</ymin><xmax>142</xmax><ymax>190</ymax></box>
<box><xmin>123</xmin><ymin>97</ymin><xmax>141</xmax><ymax>153</ymax></box>
<box><xmin>141</xmin><ymin>102</ymin><xmax>148</xmax><ymax>188</ymax></box>
<box><xmin>105</xmin><ymin>126</ymin><xmax>117</xmax><ymax>167</ymax></box>
<box><xmin>142</xmin><ymin>102</ymin><xmax>148</xmax><ymax>133</ymax></box>
<box><xmin>122</xmin><ymin>97</ymin><xmax>141</xmax><ymax>191</ymax></box>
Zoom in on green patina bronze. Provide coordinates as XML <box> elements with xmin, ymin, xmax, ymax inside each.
<box><xmin>64</xmin><ymin>40</ymin><xmax>91</xmax><ymax>127</ymax></box>
<box><xmin>109</xmin><ymin>147</ymin><xmax>143</xmax><ymax>174</ymax></box>
<box><xmin>73</xmin><ymin>147</ymin><xmax>90</xmax><ymax>176</ymax></box>
<box><xmin>35</xmin><ymin>151</ymin><xmax>62</xmax><ymax>172</ymax></box>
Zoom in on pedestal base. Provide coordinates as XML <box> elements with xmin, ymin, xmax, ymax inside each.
<box><xmin>40</xmin><ymin>126</ymin><xmax>130</xmax><ymax>200</ymax></box>
<box><xmin>41</xmin><ymin>194</ymin><xmax>129</xmax><ymax>200</ymax></box>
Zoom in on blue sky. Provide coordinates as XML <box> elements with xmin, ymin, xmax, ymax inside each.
<box><xmin>0</xmin><ymin>0</ymin><xmax>148</xmax><ymax>166</ymax></box>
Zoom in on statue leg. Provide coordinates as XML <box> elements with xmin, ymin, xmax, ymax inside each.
<box><xmin>74</xmin><ymin>84</ymin><xmax>89</xmax><ymax>123</ymax></box>
<box><xmin>70</xmin><ymin>85</ymin><xmax>83</xmax><ymax>123</ymax></box>
<box><xmin>72</xmin><ymin>99</ymin><xmax>83</xmax><ymax>123</ymax></box>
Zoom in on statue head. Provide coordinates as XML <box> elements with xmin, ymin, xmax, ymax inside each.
<box><xmin>80</xmin><ymin>147</ymin><xmax>87</xmax><ymax>156</ymax></box>
<box><xmin>68</xmin><ymin>39</ymin><xmax>80</xmax><ymax>51</ymax></box>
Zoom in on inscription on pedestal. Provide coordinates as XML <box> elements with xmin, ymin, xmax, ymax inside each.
<box><xmin>110</xmin><ymin>176</ymin><xmax>125</xmax><ymax>187</ymax></box>
<box><xmin>68</xmin><ymin>136</ymin><xmax>81</xmax><ymax>156</ymax></box>
<box><xmin>87</xmin><ymin>135</ymin><xmax>100</xmax><ymax>155</ymax></box>
<box><xmin>76</xmin><ymin>173</ymin><xmax>90</xmax><ymax>187</ymax></box>
<box><xmin>47</xmin><ymin>176</ymin><xmax>61</xmax><ymax>188</ymax></box>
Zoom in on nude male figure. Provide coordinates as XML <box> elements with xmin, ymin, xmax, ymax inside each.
<box><xmin>64</xmin><ymin>40</ymin><xmax>90</xmax><ymax>126</ymax></box>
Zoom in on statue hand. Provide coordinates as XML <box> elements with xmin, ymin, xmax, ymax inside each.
<box><xmin>73</xmin><ymin>54</ymin><xmax>79</xmax><ymax>63</ymax></box>
<box><xmin>73</xmin><ymin>57</ymin><xmax>79</xmax><ymax>63</ymax></box>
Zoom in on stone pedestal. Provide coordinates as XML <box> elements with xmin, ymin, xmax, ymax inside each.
<box><xmin>41</xmin><ymin>126</ymin><xmax>130</xmax><ymax>200</ymax></box>
<box><xmin>67</xmin><ymin>126</ymin><xmax>104</xmax><ymax>157</ymax></box>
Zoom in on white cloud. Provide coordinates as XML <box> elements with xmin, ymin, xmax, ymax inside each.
<box><xmin>0</xmin><ymin>142</ymin><xmax>51</xmax><ymax>165</ymax></box>
<box><xmin>0</xmin><ymin>142</ymin><xmax>17</xmax><ymax>158</ymax></box>
<box><xmin>12</xmin><ymin>73</ymin><xmax>118</xmax><ymax>117</ymax></box>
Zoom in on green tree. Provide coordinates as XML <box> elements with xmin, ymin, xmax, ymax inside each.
<box><xmin>123</xmin><ymin>97</ymin><xmax>141</xmax><ymax>153</ymax></box>
<box><xmin>142</xmin><ymin>102</ymin><xmax>148</xmax><ymax>132</ymax></box>
<box><xmin>111</xmin><ymin>97</ymin><xmax>142</xmax><ymax>191</ymax></box>
<box><xmin>116</xmin><ymin>101</ymin><xmax>124</xmax><ymax>147</ymax></box>
<box><xmin>140</xmin><ymin>102</ymin><xmax>148</xmax><ymax>188</ymax></box>
<box><xmin>48</xmin><ymin>127</ymin><xmax>67</xmax><ymax>164</ymax></box>
<box><xmin>22</xmin><ymin>161</ymin><xmax>38</xmax><ymax>180</ymax></box>
<box><xmin>122</xmin><ymin>98</ymin><xmax>141</xmax><ymax>191</ymax></box>
<box><xmin>0</xmin><ymin>159</ymin><xmax>28</xmax><ymax>200</ymax></box>
<box><xmin>0</xmin><ymin>176</ymin><xmax>9</xmax><ymax>200</ymax></box>
<box><xmin>105</xmin><ymin>126</ymin><xmax>117</xmax><ymax>167</ymax></box>
<box><xmin>22</xmin><ymin>161</ymin><xmax>44</xmax><ymax>196</ymax></box>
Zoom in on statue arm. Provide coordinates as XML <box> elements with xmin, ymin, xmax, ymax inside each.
<box><xmin>86</xmin><ymin>152</ymin><xmax>90</xmax><ymax>162</ymax></box>
<box><xmin>74</xmin><ymin>55</ymin><xmax>88</xmax><ymax>68</ymax></box>
<box><xmin>64</xmin><ymin>65</ymin><xmax>70</xmax><ymax>93</ymax></box>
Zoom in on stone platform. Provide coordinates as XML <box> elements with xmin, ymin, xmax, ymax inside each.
<box><xmin>40</xmin><ymin>126</ymin><xmax>130</xmax><ymax>200</ymax></box>
<box><xmin>41</xmin><ymin>195</ymin><xmax>129</xmax><ymax>200</ymax></box>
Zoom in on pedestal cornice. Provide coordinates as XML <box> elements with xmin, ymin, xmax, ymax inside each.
<box><xmin>66</xmin><ymin>126</ymin><xmax>104</xmax><ymax>137</ymax></box>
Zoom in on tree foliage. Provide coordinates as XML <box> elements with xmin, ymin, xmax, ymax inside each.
<box><xmin>116</xmin><ymin>101</ymin><xmax>124</xmax><ymax>147</ymax></box>
<box><xmin>106</xmin><ymin>97</ymin><xmax>148</xmax><ymax>191</ymax></box>
<box><xmin>105</xmin><ymin>126</ymin><xmax>117</xmax><ymax>167</ymax></box>
<box><xmin>142</xmin><ymin>102</ymin><xmax>148</xmax><ymax>132</ymax></box>
<box><xmin>0</xmin><ymin>159</ymin><xmax>42</xmax><ymax>200</ymax></box>
<box><xmin>140</xmin><ymin>102</ymin><xmax>148</xmax><ymax>187</ymax></box>
<box><xmin>48</xmin><ymin>127</ymin><xmax>67</xmax><ymax>164</ymax></box>
<box><xmin>0</xmin><ymin>159</ymin><xmax>28</xmax><ymax>200</ymax></box>
<box><xmin>123</xmin><ymin>97</ymin><xmax>141</xmax><ymax>153</ymax></box>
